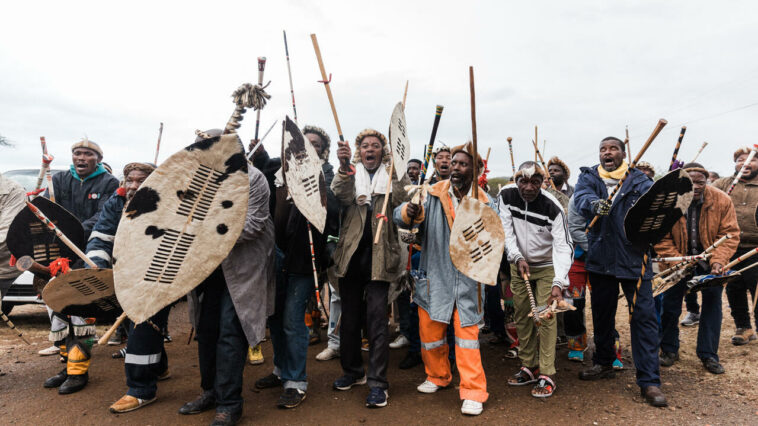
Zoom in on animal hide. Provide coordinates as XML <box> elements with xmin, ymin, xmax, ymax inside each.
<box><xmin>42</xmin><ymin>268</ymin><xmax>119</xmax><ymax>320</ymax></box>
<box><xmin>449</xmin><ymin>197</ymin><xmax>505</xmax><ymax>286</ymax></box>
<box><xmin>281</xmin><ymin>116</ymin><xmax>327</xmax><ymax>233</ymax></box>
<box><xmin>113</xmin><ymin>134</ymin><xmax>249</xmax><ymax>323</ymax></box>
<box><xmin>389</xmin><ymin>102</ymin><xmax>411</xmax><ymax>180</ymax></box>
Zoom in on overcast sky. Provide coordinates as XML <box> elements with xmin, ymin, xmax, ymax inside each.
<box><xmin>2</xmin><ymin>0</ymin><xmax>757</xmax><ymax>182</ymax></box>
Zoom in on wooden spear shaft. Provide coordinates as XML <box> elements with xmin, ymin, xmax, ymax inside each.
<box><xmin>624</xmin><ymin>126</ymin><xmax>630</xmax><ymax>158</ymax></box>
<box><xmin>531</xmin><ymin>138</ymin><xmax>556</xmax><ymax>190</ymax></box>
<box><xmin>154</xmin><ymin>122</ymin><xmax>163</xmax><ymax>165</ymax></box>
<box><xmin>691</xmin><ymin>141</ymin><xmax>708</xmax><ymax>163</ymax></box>
<box><xmin>470</xmin><ymin>66</ymin><xmax>479</xmax><ymax>200</ymax></box>
<box><xmin>668</xmin><ymin>126</ymin><xmax>687</xmax><ymax>170</ymax></box>
<box><xmin>41</xmin><ymin>137</ymin><xmax>55</xmax><ymax>202</ymax></box>
<box><xmin>253</xmin><ymin>57</ymin><xmax>267</xmax><ymax>141</ymax></box>
<box><xmin>283</xmin><ymin>30</ymin><xmax>298</xmax><ymax>124</ymax></box>
<box><xmin>507</xmin><ymin>137</ymin><xmax>516</xmax><ymax>176</ymax></box>
<box><xmin>311</xmin><ymin>34</ymin><xmax>349</xmax><ymax>170</ymax></box>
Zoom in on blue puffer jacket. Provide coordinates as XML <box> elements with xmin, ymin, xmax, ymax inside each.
<box><xmin>84</xmin><ymin>189</ymin><xmax>125</xmax><ymax>269</ymax></box>
<box><xmin>573</xmin><ymin>166</ymin><xmax>653</xmax><ymax>280</ymax></box>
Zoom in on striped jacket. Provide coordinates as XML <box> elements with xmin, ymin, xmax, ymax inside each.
<box><xmin>84</xmin><ymin>188</ymin><xmax>126</xmax><ymax>268</ymax></box>
<box><xmin>497</xmin><ymin>184</ymin><xmax>573</xmax><ymax>289</ymax></box>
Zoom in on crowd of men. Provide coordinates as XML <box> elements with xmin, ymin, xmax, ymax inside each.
<box><xmin>1</xmin><ymin>127</ymin><xmax>757</xmax><ymax>425</ymax></box>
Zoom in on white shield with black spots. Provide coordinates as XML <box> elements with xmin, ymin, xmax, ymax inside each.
<box><xmin>282</xmin><ymin>116</ymin><xmax>327</xmax><ymax>233</ymax></box>
<box><xmin>389</xmin><ymin>102</ymin><xmax>411</xmax><ymax>180</ymax></box>
<box><xmin>449</xmin><ymin>197</ymin><xmax>505</xmax><ymax>286</ymax></box>
<box><xmin>42</xmin><ymin>268</ymin><xmax>120</xmax><ymax>319</ymax></box>
<box><xmin>113</xmin><ymin>134</ymin><xmax>249</xmax><ymax>323</ymax></box>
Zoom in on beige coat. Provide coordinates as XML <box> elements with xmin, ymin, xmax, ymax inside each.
<box><xmin>0</xmin><ymin>174</ymin><xmax>26</xmax><ymax>281</ymax></box>
<box><xmin>331</xmin><ymin>167</ymin><xmax>410</xmax><ymax>283</ymax></box>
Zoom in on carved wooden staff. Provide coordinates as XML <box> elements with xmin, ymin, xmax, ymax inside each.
<box><xmin>726</xmin><ymin>144</ymin><xmax>758</xmax><ymax>195</ymax></box>
<box><xmin>311</xmin><ymin>34</ymin><xmax>349</xmax><ymax>171</ymax></box>
<box><xmin>669</xmin><ymin>126</ymin><xmax>687</xmax><ymax>170</ymax></box>
<box><xmin>373</xmin><ymin>84</ymin><xmax>409</xmax><ymax>244</ymax></box>
<box><xmin>624</xmin><ymin>126</ymin><xmax>630</xmax><ymax>158</ymax></box>
<box><xmin>253</xmin><ymin>57</ymin><xmax>267</xmax><ymax>142</ymax></box>
<box><xmin>283</xmin><ymin>30</ymin><xmax>298</xmax><ymax>124</ymax></box>
<box><xmin>691</xmin><ymin>141</ymin><xmax>708</xmax><ymax>163</ymax></box>
<box><xmin>585</xmin><ymin>119</ymin><xmax>668</xmax><ymax>231</ymax></box>
<box><xmin>25</xmin><ymin>201</ymin><xmax>97</xmax><ymax>269</ymax></box>
<box><xmin>507</xmin><ymin>137</ymin><xmax>516</xmax><ymax>177</ymax></box>
<box><xmin>153</xmin><ymin>122</ymin><xmax>164</xmax><ymax>165</ymax></box>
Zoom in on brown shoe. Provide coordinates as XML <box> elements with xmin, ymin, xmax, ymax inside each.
<box><xmin>731</xmin><ymin>328</ymin><xmax>757</xmax><ymax>346</ymax></box>
<box><xmin>641</xmin><ymin>386</ymin><xmax>667</xmax><ymax>407</ymax></box>
<box><xmin>109</xmin><ymin>395</ymin><xmax>156</xmax><ymax>413</ymax></box>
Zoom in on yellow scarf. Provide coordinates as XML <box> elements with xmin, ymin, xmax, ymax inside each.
<box><xmin>598</xmin><ymin>161</ymin><xmax>629</xmax><ymax>180</ymax></box>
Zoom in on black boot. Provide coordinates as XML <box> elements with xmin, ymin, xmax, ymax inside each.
<box><xmin>179</xmin><ymin>390</ymin><xmax>216</xmax><ymax>415</ymax></box>
<box><xmin>399</xmin><ymin>351</ymin><xmax>423</xmax><ymax>369</ymax></box>
<box><xmin>58</xmin><ymin>372</ymin><xmax>88</xmax><ymax>394</ymax></box>
<box><xmin>578</xmin><ymin>364</ymin><xmax>615</xmax><ymax>381</ymax></box>
<box><xmin>44</xmin><ymin>368</ymin><xmax>67</xmax><ymax>388</ymax></box>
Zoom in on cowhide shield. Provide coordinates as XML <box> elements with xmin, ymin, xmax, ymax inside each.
<box><xmin>624</xmin><ymin>169</ymin><xmax>693</xmax><ymax>247</ymax></box>
<box><xmin>42</xmin><ymin>268</ymin><xmax>120</xmax><ymax>320</ymax></box>
<box><xmin>281</xmin><ymin>116</ymin><xmax>327</xmax><ymax>233</ymax></box>
<box><xmin>7</xmin><ymin>197</ymin><xmax>85</xmax><ymax>266</ymax></box>
<box><xmin>687</xmin><ymin>272</ymin><xmax>742</xmax><ymax>293</ymax></box>
<box><xmin>113</xmin><ymin>134</ymin><xmax>249</xmax><ymax>323</ymax></box>
<box><xmin>449</xmin><ymin>197</ymin><xmax>505</xmax><ymax>286</ymax></box>
<box><xmin>389</xmin><ymin>102</ymin><xmax>410</xmax><ymax>181</ymax></box>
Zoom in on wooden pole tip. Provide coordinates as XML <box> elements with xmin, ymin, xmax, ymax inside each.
<box><xmin>507</xmin><ymin>137</ymin><xmax>512</xmax><ymax>142</ymax></box>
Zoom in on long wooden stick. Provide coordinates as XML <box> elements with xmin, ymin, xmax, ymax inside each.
<box><xmin>507</xmin><ymin>137</ymin><xmax>516</xmax><ymax>177</ymax></box>
<box><xmin>624</xmin><ymin>126</ymin><xmax>630</xmax><ymax>158</ymax></box>
<box><xmin>98</xmin><ymin>312</ymin><xmax>127</xmax><ymax>345</ymax></box>
<box><xmin>421</xmin><ymin>106</ymin><xmax>444</xmax><ymax>184</ymax></box>
<box><xmin>586</xmin><ymin>119</ymin><xmax>668</xmax><ymax>231</ymax></box>
<box><xmin>0</xmin><ymin>309</ymin><xmax>30</xmax><ymax>345</ymax></box>
<box><xmin>34</xmin><ymin>138</ymin><xmax>53</xmax><ymax>196</ymax></box>
<box><xmin>25</xmin><ymin>201</ymin><xmax>97</xmax><ymax>268</ymax></box>
<box><xmin>153</xmin><ymin>122</ymin><xmax>164</xmax><ymax>165</ymax></box>
<box><xmin>311</xmin><ymin>34</ymin><xmax>348</xmax><ymax>170</ymax></box>
<box><xmin>724</xmin><ymin>247</ymin><xmax>758</xmax><ymax>271</ymax></box>
<box><xmin>373</xmin><ymin>84</ymin><xmax>408</xmax><ymax>244</ymax></box>
<box><xmin>691</xmin><ymin>141</ymin><xmax>708</xmax><ymax>163</ymax></box>
<box><xmin>470</xmin><ymin>66</ymin><xmax>479</xmax><ymax>200</ymax></box>
<box><xmin>283</xmin><ymin>30</ymin><xmax>298</xmax><ymax>125</ymax></box>
<box><xmin>253</xmin><ymin>57</ymin><xmax>267</xmax><ymax>141</ymax></box>
<box><xmin>669</xmin><ymin>126</ymin><xmax>686</xmax><ymax>170</ymax></box>
<box><xmin>726</xmin><ymin>144</ymin><xmax>758</xmax><ymax>195</ymax></box>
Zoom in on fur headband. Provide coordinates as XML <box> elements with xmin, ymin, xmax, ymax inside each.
<box><xmin>352</xmin><ymin>128</ymin><xmax>391</xmax><ymax>165</ymax></box>
<box><xmin>450</xmin><ymin>141</ymin><xmax>484</xmax><ymax>170</ymax></box>
<box><xmin>734</xmin><ymin>146</ymin><xmax>753</xmax><ymax>162</ymax></box>
<box><xmin>303</xmin><ymin>125</ymin><xmax>331</xmax><ymax>160</ymax></box>
<box><xmin>547</xmin><ymin>156</ymin><xmax>570</xmax><ymax>179</ymax></box>
<box><xmin>513</xmin><ymin>161</ymin><xmax>546</xmax><ymax>182</ymax></box>
<box><xmin>71</xmin><ymin>137</ymin><xmax>103</xmax><ymax>158</ymax></box>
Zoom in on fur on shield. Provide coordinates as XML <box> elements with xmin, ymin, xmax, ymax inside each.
<box><xmin>282</xmin><ymin>116</ymin><xmax>327</xmax><ymax>233</ymax></box>
<box><xmin>113</xmin><ymin>134</ymin><xmax>249</xmax><ymax>323</ymax></box>
<box><xmin>42</xmin><ymin>268</ymin><xmax>119</xmax><ymax>318</ymax></box>
<box><xmin>389</xmin><ymin>102</ymin><xmax>411</xmax><ymax>180</ymax></box>
<box><xmin>449</xmin><ymin>197</ymin><xmax>505</xmax><ymax>286</ymax></box>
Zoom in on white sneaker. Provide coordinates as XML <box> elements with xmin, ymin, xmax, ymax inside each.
<box><xmin>416</xmin><ymin>380</ymin><xmax>441</xmax><ymax>394</ymax></box>
<box><xmin>38</xmin><ymin>345</ymin><xmax>60</xmax><ymax>356</ymax></box>
<box><xmin>389</xmin><ymin>335</ymin><xmax>409</xmax><ymax>349</ymax></box>
<box><xmin>316</xmin><ymin>347</ymin><xmax>339</xmax><ymax>361</ymax></box>
<box><xmin>461</xmin><ymin>400</ymin><xmax>483</xmax><ymax>416</ymax></box>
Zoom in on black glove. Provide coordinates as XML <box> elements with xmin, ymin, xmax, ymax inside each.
<box><xmin>591</xmin><ymin>199</ymin><xmax>611</xmax><ymax>216</ymax></box>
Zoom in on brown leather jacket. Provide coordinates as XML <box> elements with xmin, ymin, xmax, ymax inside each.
<box><xmin>713</xmin><ymin>175</ymin><xmax>758</xmax><ymax>250</ymax></box>
<box><xmin>654</xmin><ymin>185</ymin><xmax>740</xmax><ymax>269</ymax></box>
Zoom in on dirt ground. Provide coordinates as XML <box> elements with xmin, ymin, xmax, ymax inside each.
<box><xmin>1</xmin><ymin>295</ymin><xmax>757</xmax><ymax>426</ymax></box>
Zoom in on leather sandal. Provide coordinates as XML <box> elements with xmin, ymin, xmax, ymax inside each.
<box><xmin>508</xmin><ymin>366</ymin><xmax>539</xmax><ymax>386</ymax></box>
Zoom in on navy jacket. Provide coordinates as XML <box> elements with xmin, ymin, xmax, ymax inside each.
<box><xmin>47</xmin><ymin>165</ymin><xmax>120</xmax><ymax>238</ymax></box>
<box><xmin>84</xmin><ymin>189</ymin><xmax>125</xmax><ymax>269</ymax></box>
<box><xmin>573</xmin><ymin>166</ymin><xmax>653</xmax><ymax>280</ymax></box>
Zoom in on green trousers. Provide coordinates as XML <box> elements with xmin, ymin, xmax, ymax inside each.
<box><xmin>510</xmin><ymin>264</ymin><xmax>557</xmax><ymax>376</ymax></box>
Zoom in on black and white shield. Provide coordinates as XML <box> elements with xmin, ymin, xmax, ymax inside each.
<box><xmin>281</xmin><ymin>116</ymin><xmax>327</xmax><ymax>233</ymax></box>
<box><xmin>389</xmin><ymin>102</ymin><xmax>411</xmax><ymax>180</ymax></box>
<box><xmin>7</xmin><ymin>197</ymin><xmax>85</xmax><ymax>266</ymax></box>
<box><xmin>624</xmin><ymin>169</ymin><xmax>693</xmax><ymax>247</ymax></box>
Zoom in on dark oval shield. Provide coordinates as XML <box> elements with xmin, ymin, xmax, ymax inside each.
<box><xmin>7</xmin><ymin>197</ymin><xmax>85</xmax><ymax>266</ymax></box>
<box><xmin>42</xmin><ymin>268</ymin><xmax>120</xmax><ymax>321</ymax></box>
<box><xmin>624</xmin><ymin>169</ymin><xmax>693</xmax><ymax>247</ymax></box>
